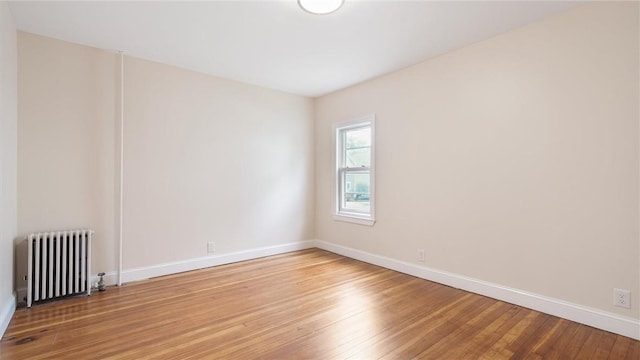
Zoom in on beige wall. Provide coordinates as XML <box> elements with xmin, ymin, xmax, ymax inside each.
<box><xmin>122</xmin><ymin>56</ymin><xmax>315</xmax><ymax>268</ymax></box>
<box><xmin>0</xmin><ymin>1</ymin><xmax>18</xmax><ymax>333</ymax></box>
<box><xmin>315</xmin><ymin>2</ymin><xmax>639</xmax><ymax>319</ymax></box>
<box><xmin>17</xmin><ymin>32</ymin><xmax>117</xmax><ymax>290</ymax></box>
<box><xmin>16</xmin><ymin>34</ymin><xmax>315</xmax><ymax>285</ymax></box>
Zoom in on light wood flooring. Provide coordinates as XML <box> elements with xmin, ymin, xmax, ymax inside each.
<box><xmin>1</xmin><ymin>249</ymin><xmax>638</xmax><ymax>359</ymax></box>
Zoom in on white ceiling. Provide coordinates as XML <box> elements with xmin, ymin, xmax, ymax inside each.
<box><xmin>8</xmin><ymin>1</ymin><xmax>581</xmax><ymax>97</ymax></box>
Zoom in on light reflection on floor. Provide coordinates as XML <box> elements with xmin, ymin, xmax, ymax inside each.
<box><xmin>326</xmin><ymin>283</ymin><xmax>383</xmax><ymax>358</ymax></box>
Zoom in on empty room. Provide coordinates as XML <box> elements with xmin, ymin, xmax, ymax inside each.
<box><xmin>0</xmin><ymin>0</ymin><xmax>638</xmax><ymax>358</ymax></box>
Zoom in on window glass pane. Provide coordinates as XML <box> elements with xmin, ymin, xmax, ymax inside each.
<box><xmin>343</xmin><ymin>126</ymin><xmax>371</xmax><ymax>168</ymax></box>
<box><xmin>345</xmin><ymin>127</ymin><xmax>371</xmax><ymax>149</ymax></box>
<box><xmin>345</xmin><ymin>148</ymin><xmax>370</xmax><ymax>167</ymax></box>
<box><xmin>342</xmin><ymin>172</ymin><xmax>370</xmax><ymax>213</ymax></box>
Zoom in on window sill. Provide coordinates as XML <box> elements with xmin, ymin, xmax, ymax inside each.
<box><xmin>333</xmin><ymin>214</ymin><xmax>376</xmax><ymax>226</ymax></box>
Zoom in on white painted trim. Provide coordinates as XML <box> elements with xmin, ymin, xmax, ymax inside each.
<box><xmin>117</xmin><ymin>51</ymin><xmax>124</xmax><ymax>287</ymax></box>
<box><xmin>119</xmin><ymin>241</ymin><xmax>315</xmax><ymax>284</ymax></box>
<box><xmin>333</xmin><ymin>214</ymin><xmax>375</xmax><ymax>226</ymax></box>
<box><xmin>0</xmin><ymin>292</ymin><xmax>16</xmax><ymax>339</ymax></box>
<box><xmin>313</xmin><ymin>240</ymin><xmax>640</xmax><ymax>340</ymax></box>
<box><xmin>17</xmin><ymin>241</ymin><xmax>316</xmax><ymax>302</ymax></box>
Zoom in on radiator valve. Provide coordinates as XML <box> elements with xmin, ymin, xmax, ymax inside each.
<box><xmin>97</xmin><ymin>272</ymin><xmax>106</xmax><ymax>291</ymax></box>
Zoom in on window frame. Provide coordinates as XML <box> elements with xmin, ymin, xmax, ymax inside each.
<box><xmin>333</xmin><ymin>115</ymin><xmax>376</xmax><ymax>226</ymax></box>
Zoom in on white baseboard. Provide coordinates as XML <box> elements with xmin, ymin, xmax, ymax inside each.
<box><xmin>313</xmin><ymin>240</ymin><xmax>640</xmax><ymax>340</ymax></box>
<box><xmin>17</xmin><ymin>241</ymin><xmax>315</xmax><ymax>304</ymax></box>
<box><xmin>120</xmin><ymin>241</ymin><xmax>315</xmax><ymax>284</ymax></box>
<box><xmin>14</xmin><ymin>239</ymin><xmax>638</xmax><ymax>340</ymax></box>
<box><xmin>0</xmin><ymin>292</ymin><xmax>16</xmax><ymax>339</ymax></box>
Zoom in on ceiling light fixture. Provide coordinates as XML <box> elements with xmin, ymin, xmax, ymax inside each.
<box><xmin>298</xmin><ymin>0</ymin><xmax>344</xmax><ymax>15</ymax></box>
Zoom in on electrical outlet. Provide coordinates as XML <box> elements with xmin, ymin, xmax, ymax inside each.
<box><xmin>613</xmin><ymin>288</ymin><xmax>631</xmax><ymax>309</ymax></box>
<box><xmin>207</xmin><ymin>242</ymin><xmax>216</xmax><ymax>253</ymax></box>
<box><xmin>418</xmin><ymin>249</ymin><xmax>425</xmax><ymax>263</ymax></box>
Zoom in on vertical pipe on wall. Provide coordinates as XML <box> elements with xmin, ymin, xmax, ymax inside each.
<box><xmin>118</xmin><ymin>51</ymin><xmax>124</xmax><ymax>286</ymax></box>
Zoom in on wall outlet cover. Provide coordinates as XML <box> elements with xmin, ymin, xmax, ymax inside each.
<box><xmin>613</xmin><ymin>288</ymin><xmax>631</xmax><ymax>309</ymax></box>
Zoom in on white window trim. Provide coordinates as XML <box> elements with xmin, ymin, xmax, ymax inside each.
<box><xmin>333</xmin><ymin>114</ymin><xmax>376</xmax><ymax>226</ymax></box>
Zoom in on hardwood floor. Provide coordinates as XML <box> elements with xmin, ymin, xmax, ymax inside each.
<box><xmin>1</xmin><ymin>249</ymin><xmax>638</xmax><ymax>359</ymax></box>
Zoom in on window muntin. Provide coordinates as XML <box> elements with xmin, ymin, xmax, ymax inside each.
<box><xmin>335</xmin><ymin>116</ymin><xmax>375</xmax><ymax>225</ymax></box>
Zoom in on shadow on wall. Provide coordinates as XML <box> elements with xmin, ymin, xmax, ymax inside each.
<box><xmin>13</xmin><ymin>238</ymin><xmax>27</xmax><ymax>305</ymax></box>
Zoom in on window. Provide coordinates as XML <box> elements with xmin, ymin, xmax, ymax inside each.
<box><xmin>335</xmin><ymin>115</ymin><xmax>375</xmax><ymax>225</ymax></box>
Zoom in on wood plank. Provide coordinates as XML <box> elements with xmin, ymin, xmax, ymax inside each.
<box><xmin>1</xmin><ymin>249</ymin><xmax>637</xmax><ymax>359</ymax></box>
<box><xmin>442</xmin><ymin>304</ymin><xmax>526</xmax><ymax>359</ymax></box>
